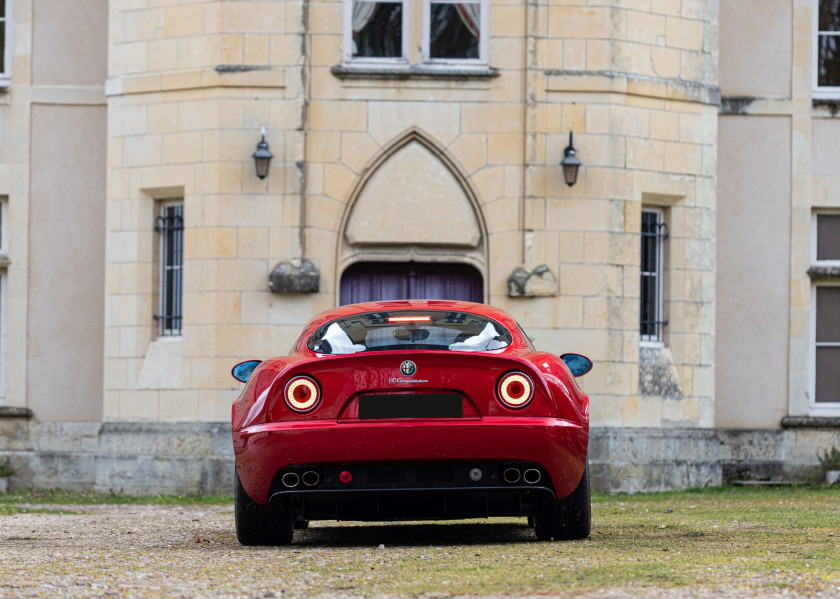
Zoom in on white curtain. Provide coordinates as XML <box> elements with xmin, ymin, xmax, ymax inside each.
<box><xmin>454</xmin><ymin>3</ymin><xmax>480</xmax><ymax>41</ymax></box>
<box><xmin>352</xmin><ymin>2</ymin><xmax>377</xmax><ymax>54</ymax></box>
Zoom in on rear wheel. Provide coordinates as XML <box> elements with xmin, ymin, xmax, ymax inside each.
<box><xmin>235</xmin><ymin>469</ymin><xmax>293</xmax><ymax>546</ymax></box>
<box><xmin>533</xmin><ymin>463</ymin><xmax>591</xmax><ymax>541</ymax></box>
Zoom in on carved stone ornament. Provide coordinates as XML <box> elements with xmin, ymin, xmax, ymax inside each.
<box><xmin>506</xmin><ymin>264</ymin><xmax>558</xmax><ymax>297</ymax></box>
<box><xmin>269</xmin><ymin>259</ymin><xmax>320</xmax><ymax>293</ymax></box>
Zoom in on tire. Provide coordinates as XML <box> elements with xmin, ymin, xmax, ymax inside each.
<box><xmin>294</xmin><ymin>518</ymin><xmax>310</xmax><ymax>530</ymax></box>
<box><xmin>235</xmin><ymin>469</ymin><xmax>293</xmax><ymax>546</ymax></box>
<box><xmin>533</xmin><ymin>463</ymin><xmax>591</xmax><ymax>541</ymax></box>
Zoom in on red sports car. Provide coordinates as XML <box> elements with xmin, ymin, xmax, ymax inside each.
<box><xmin>231</xmin><ymin>300</ymin><xmax>592</xmax><ymax>545</ymax></box>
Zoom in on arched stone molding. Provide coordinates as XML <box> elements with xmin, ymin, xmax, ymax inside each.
<box><xmin>335</xmin><ymin>128</ymin><xmax>489</xmax><ymax>299</ymax></box>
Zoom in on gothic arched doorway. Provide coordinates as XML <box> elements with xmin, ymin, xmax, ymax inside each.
<box><xmin>339</xmin><ymin>262</ymin><xmax>483</xmax><ymax>305</ymax></box>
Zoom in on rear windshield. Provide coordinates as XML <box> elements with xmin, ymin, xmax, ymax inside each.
<box><xmin>307</xmin><ymin>310</ymin><xmax>513</xmax><ymax>355</ymax></box>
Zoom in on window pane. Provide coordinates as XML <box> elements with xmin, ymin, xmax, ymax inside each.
<box><xmin>353</xmin><ymin>2</ymin><xmax>403</xmax><ymax>58</ymax></box>
<box><xmin>816</xmin><ymin>346</ymin><xmax>840</xmax><ymax>402</ymax></box>
<box><xmin>816</xmin><ymin>286</ymin><xmax>840</xmax><ymax>343</ymax></box>
<box><xmin>818</xmin><ymin>35</ymin><xmax>840</xmax><ymax>86</ymax></box>
<box><xmin>820</xmin><ymin>0</ymin><xmax>840</xmax><ymax>31</ymax></box>
<box><xmin>817</xmin><ymin>214</ymin><xmax>840</xmax><ymax>260</ymax></box>
<box><xmin>430</xmin><ymin>3</ymin><xmax>480</xmax><ymax>59</ymax></box>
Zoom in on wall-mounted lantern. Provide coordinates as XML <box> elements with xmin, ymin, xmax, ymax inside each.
<box><xmin>560</xmin><ymin>131</ymin><xmax>582</xmax><ymax>187</ymax></box>
<box><xmin>252</xmin><ymin>126</ymin><xmax>273</xmax><ymax>180</ymax></box>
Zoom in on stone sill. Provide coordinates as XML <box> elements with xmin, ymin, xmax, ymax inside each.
<box><xmin>806</xmin><ymin>265</ymin><xmax>840</xmax><ymax>280</ymax></box>
<box><xmin>813</xmin><ymin>98</ymin><xmax>840</xmax><ymax>116</ymax></box>
<box><xmin>331</xmin><ymin>64</ymin><xmax>499</xmax><ymax>81</ymax></box>
<box><xmin>0</xmin><ymin>407</ymin><xmax>33</xmax><ymax>419</ymax></box>
<box><xmin>781</xmin><ymin>416</ymin><xmax>840</xmax><ymax>428</ymax></box>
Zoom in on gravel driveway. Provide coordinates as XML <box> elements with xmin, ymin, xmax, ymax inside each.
<box><xmin>0</xmin><ymin>504</ymin><xmax>828</xmax><ymax>598</ymax></box>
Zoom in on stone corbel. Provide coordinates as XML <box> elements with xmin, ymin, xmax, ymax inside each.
<box><xmin>269</xmin><ymin>259</ymin><xmax>320</xmax><ymax>293</ymax></box>
<box><xmin>507</xmin><ymin>264</ymin><xmax>558</xmax><ymax>297</ymax></box>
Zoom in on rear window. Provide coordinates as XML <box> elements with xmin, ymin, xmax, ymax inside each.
<box><xmin>307</xmin><ymin>310</ymin><xmax>513</xmax><ymax>355</ymax></box>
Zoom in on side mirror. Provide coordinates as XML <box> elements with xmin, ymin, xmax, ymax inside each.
<box><xmin>232</xmin><ymin>360</ymin><xmax>262</xmax><ymax>383</ymax></box>
<box><xmin>560</xmin><ymin>353</ymin><xmax>593</xmax><ymax>377</ymax></box>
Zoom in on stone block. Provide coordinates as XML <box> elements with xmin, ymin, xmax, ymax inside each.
<box><xmin>269</xmin><ymin>259</ymin><xmax>320</xmax><ymax>293</ymax></box>
<box><xmin>163</xmin><ymin>4</ymin><xmax>204</xmax><ymax>38</ymax></box>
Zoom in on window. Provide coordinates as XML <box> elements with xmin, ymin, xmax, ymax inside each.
<box><xmin>0</xmin><ymin>197</ymin><xmax>7</xmax><ymax>397</ymax></box>
<box><xmin>640</xmin><ymin>208</ymin><xmax>668</xmax><ymax>344</ymax></box>
<box><xmin>1</xmin><ymin>0</ymin><xmax>10</xmax><ymax>85</ymax></box>
<box><xmin>349</xmin><ymin>0</ymin><xmax>406</xmax><ymax>59</ymax></box>
<box><xmin>814</xmin><ymin>287</ymin><xmax>840</xmax><ymax>404</ymax></box>
<box><xmin>307</xmin><ymin>310</ymin><xmax>512</xmax><ymax>354</ymax></box>
<box><xmin>343</xmin><ymin>0</ymin><xmax>487</xmax><ymax>66</ymax></box>
<box><xmin>815</xmin><ymin>0</ymin><xmax>840</xmax><ymax>95</ymax></box>
<box><xmin>0</xmin><ymin>267</ymin><xmax>5</xmax><ymax>398</ymax></box>
<box><xmin>426</xmin><ymin>0</ymin><xmax>481</xmax><ymax>60</ymax></box>
<box><xmin>155</xmin><ymin>202</ymin><xmax>183</xmax><ymax>336</ymax></box>
<box><xmin>0</xmin><ymin>195</ymin><xmax>7</xmax><ymax>255</ymax></box>
<box><xmin>811</xmin><ymin>212</ymin><xmax>840</xmax><ymax>408</ymax></box>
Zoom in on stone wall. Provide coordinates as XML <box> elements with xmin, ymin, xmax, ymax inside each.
<box><xmin>100</xmin><ymin>0</ymin><xmax>720</xmax><ymax>435</ymax></box>
<box><xmin>2</xmin><ymin>420</ymin><xmax>837</xmax><ymax>495</ymax></box>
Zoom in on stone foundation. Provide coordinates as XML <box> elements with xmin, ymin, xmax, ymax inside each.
<box><xmin>0</xmin><ymin>421</ymin><xmax>837</xmax><ymax>495</ymax></box>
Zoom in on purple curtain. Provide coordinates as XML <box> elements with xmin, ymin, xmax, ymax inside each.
<box><xmin>340</xmin><ymin>262</ymin><xmax>483</xmax><ymax>305</ymax></box>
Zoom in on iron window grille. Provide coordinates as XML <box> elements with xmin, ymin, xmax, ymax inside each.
<box><xmin>640</xmin><ymin>209</ymin><xmax>668</xmax><ymax>343</ymax></box>
<box><xmin>155</xmin><ymin>203</ymin><xmax>183</xmax><ymax>336</ymax></box>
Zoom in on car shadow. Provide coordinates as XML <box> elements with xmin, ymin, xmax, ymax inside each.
<box><xmin>292</xmin><ymin>520</ymin><xmax>537</xmax><ymax>547</ymax></box>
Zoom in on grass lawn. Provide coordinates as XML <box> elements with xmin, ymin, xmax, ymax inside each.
<box><xmin>0</xmin><ymin>486</ymin><xmax>838</xmax><ymax>596</ymax></box>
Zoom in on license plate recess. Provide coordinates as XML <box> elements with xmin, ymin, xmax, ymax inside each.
<box><xmin>358</xmin><ymin>393</ymin><xmax>463</xmax><ymax>419</ymax></box>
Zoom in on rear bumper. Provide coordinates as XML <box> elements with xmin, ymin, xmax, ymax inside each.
<box><xmin>233</xmin><ymin>417</ymin><xmax>588</xmax><ymax>505</ymax></box>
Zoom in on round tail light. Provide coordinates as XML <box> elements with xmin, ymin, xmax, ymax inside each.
<box><xmin>284</xmin><ymin>376</ymin><xmax>321</xmax><ymax>413</ymax></box>
<box><xmin>497</xmin><ymin>372</ymin><xmax>534</xmax><ymax>409</ymax></box>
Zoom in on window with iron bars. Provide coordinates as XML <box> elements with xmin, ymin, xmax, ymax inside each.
<box><xmin>155</xmin><ymin>202</ymin><xmax>183</xmax><ymax>336</ymax></box>
<box><xmin>640</xmin><ymin>208</ymin><xmax>668</xmax><ymax>343</ymax></box>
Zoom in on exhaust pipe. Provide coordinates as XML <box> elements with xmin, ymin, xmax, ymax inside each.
<box><xmin>503</xmin><ymin>467</ymin><xmax>521</xmax><ymax>484</ymax></box>
<box><xmin>282</xmin><ymin>472</ymin><xmax>300</xmax><ymax>488</ymax></box>
<box><xmin>523</xmin><ymin>468</ymin><xmax>541</xmax><ymax>484</ymax></box>
<box><xmin>301</xmin><ymin>470</ymin><xmax>320</xmax><ymax>487</ymax></box>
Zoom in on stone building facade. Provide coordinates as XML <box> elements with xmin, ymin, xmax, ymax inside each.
<box><xmin>0</xmin><ymin>0</ymin><xmax>837</xmax><ymax>494</ymax></box>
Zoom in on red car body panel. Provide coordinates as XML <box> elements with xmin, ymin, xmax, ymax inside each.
<box><xmin>231</xmin><ymin>300</ymin><xmax>590</xmax><ymax>512</ymax></box>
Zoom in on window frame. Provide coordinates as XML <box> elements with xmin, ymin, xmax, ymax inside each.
<box><xmin>0</xmin><ymin>0</ymin><xmax>11</xmax><ymax>88</ymax></box>
<box><xmin>0</xmin><ymin>197</ymin><xmax>7</xmax><ymax>397</ymax></box>
<box><xmin>809</xmin><ymin>210</ymin><xmax>840</xmax><ymax>414</ymax></box>
<box><xmin>640</xmin><ymin>207</ymin><xmax>668</xmax><ymax>346</ymax></box>
<box><xmin>421</xmin><ymin>0</ymin><xmax>488</xmax><ymax>66</ymax></box>
<box><xmin>0</xmin><ymin>196</ymin><xmax>8</xmax><ymax>256</ymax></box>
<box><xmin>342</xmin><ymin>0</ymin><xmax>411</xmax><ymax>66</ymax></box>
<box><xmin>342</xmin><ymin>0</ymin><xmax>489</xmax><ymax>68</ymax></box>
<box><xmin>813</xmin><ymin>0</ymin><xmax>840</xmax><ymax>98</ymax></box>
<box><xmin>155</xmin><ymin>200</ymin><xmax>184</xmax><ymax>338</ymax></box>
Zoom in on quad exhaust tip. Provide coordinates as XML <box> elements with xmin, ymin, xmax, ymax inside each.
<box><xmin>523</xmin><ymin>468</ymin><xmax>541</xmax><ymax>484</ymax></box>
<box><xmin>301</xmin><ymin>470</ymin><xmax>320</xmax><ymax>487</ymax></box>
<box><xmin>503</xmin><ymin>467</ymin><xmax>521</xmax><ymax>484</ymax></box>
<box><xmin>281</xmin><ymin>472</ymin><xmax>300</xmax><ymax>488</ymax></box>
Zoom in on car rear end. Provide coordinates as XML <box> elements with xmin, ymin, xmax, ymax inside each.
<box><xmin>232</xmin><ymin>306</ymin><xmax>589</xmax><ymax>524</ymax></box>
